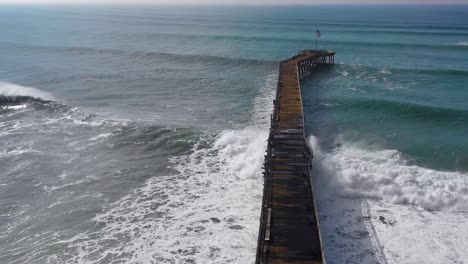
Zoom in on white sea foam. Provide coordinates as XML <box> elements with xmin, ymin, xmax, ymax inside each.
<box><xmin>340</xmin><ymin>71</ymin><xmax>350</xmax><ymax>76</ymax></box>
<box><xmin>89</xmin><ymin>133</ymin><xmax>112</xmax><ymax>141</ymax></box>
<box><xmin>308</xmin><ymin>136</ymin><xmax>468</xmax><ymax>211</ymax></box>
<box><xmin>0</xmin><ymin>81</ymin><xmax>54</xmax><ymax>101</ymax></box>
<box><xmin>250</xmin><ymin>73</ymin><xmax>277</xmax><ymax>127</ymax></box>
<box><xmin>2</xmin><ymin>104</ymin><xmax>28</xmax><ymax>110</ymax></box>
<box><xmin>379</xmin><ymin>68</ymin><xmax>391</xmax><ymax>74</ymax></box>
<box><xmin>47</xmin><ymin>71</ymin><xmax>277</xmax><ymax>263</ymax></box>
<box><xmin>308</xmin><ymin>135</ymin><xmax>468</xmax><ymax>263</ymax></box>
<box><xmin>52</xmin><ymin>125</ymin><xmax>268</xmax><ymax>264</ymax></box>
<box><xmin>0</xmin><ymin>147</ymin><xmax>44</xmax><ymax>158</ymax></box>
<box><xmin>346</xmin><ymin>87</ymin><xmax>359</xmax><ymax>91</ymax></box>
<box><xmin>370</xmin><ymin>201</ymin><xmax>468</xmax><ymax>264</ymax></box>
<box><xmin>456</xmin><ymin>41</ymin><xmax>468</xmax><ymax>46</ymax></box>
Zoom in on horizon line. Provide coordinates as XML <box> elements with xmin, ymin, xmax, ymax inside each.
<box><xmin>1</xmin><ymin>2</ymin><xmax>468</xmax><ymax>5</ymax></box>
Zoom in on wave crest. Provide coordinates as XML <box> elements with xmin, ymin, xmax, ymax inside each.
<box><xmin>0</xmin><ymin>82</ymin><xmax>54</xmax><ymax>103</ymax></box>
<box><xmin>309</xmin><ymin>136</ymin><xmax>468</xmax><ymax>212</ymax></box>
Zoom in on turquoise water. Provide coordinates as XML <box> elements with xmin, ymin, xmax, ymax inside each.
<box><xmin>1</xmin><ymin>5</ymin><xmax>467</xmax><ymax>170</ymax></box>
<box><xmin>0</xmin><ymin>5</ymin><xmax>467</xmax><ymax>264</ymax></box>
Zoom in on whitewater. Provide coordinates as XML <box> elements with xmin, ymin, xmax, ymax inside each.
<box><xmin>308</xmin><ymin>135</ymin><xmax>468</xmax><ymax>263</ymax></box>
<box><xmin>1</xmin><ymin>5</ymin><xmax>468</xmax><ymax>264</ymax></box>
<box><xmin>2</xmin><ymin>72</ymin><xmax>467</xmax><ymax>263</ymax></box>
<box><xmin>0</xmin><ymin>75</ymin><xmax>275</xmax><ymax>263</ymax></box>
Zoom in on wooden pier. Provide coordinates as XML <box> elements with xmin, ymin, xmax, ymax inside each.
<box><xmin>256</xmin><ymin>50</ymin><xmax>335</xmax><ymax>264</ymax></box>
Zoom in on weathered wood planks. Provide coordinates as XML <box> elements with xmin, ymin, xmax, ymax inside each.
<box><xmin>256</xmin><ymin>50</ymin><xmax>335</xmax><ymax>264</ymax></box>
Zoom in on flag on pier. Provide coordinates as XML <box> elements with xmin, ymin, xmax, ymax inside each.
<box><xmin>315</xmin><ymin>30</ymin><xmax>321</xmax><ymax>49</ymax></box>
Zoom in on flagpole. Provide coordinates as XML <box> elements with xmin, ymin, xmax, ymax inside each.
<box><xmin>315</xmin><ymin>30</ymin><xmax>319</xmax><ymax>50</ymax></box>
<box><xmin>315</xmin><ymin>34</ymin><xmax>317</xmax><ymax>50</ymax></box>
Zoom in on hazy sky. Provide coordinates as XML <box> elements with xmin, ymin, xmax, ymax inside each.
<box><xmin>1</xmin><ymin>0</ymin><xmax>467</xmax><ymax>4</ymax></box>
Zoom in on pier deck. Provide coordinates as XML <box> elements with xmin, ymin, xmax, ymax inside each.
<box><xmin>256</xmin><ymin>50</ymin><xmax>335</xmax><ymax>264</ymax></box>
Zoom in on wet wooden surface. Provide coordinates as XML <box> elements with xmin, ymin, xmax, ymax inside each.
<box><xmin>256</xmin><ymin>50</ymin><xmax>335</xmax><ymax>264</ymax></box>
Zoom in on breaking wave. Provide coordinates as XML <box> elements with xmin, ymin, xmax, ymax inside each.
<box><xmin>54</xmin><ymin>127</ymin><xmax>267</xmax><ymax>263</ymax></box>
<box><xmin>43</xmin><ymin>72</ymin><xmax>277</xmax><ymax>263</ymax></box>
<box><xmin>308</xmin><ymin>136</ymin><xmax>468</xmax><ymax>212</ymax></box>
<box><xmin>0</xmin><ymin>82</ymin><xmax>54</xmax><ymax>102</ymax></box>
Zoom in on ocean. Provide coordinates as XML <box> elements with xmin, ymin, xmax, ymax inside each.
<box><xmin>0</xmin><ymin>4</ymin><xmax>467</xmax><ymax>264</ymax></box>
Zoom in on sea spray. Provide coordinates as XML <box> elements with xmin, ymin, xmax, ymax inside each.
<box><xmin>44</xmin><ymin>71</ymin><xmax>276</xmax><ymax>263</ymax></box>
<box><xmin>2</xmin><ymin>5</ymin><xmax>468</xmax><ymax>264</ymax></box>
<box><xmin>52</xmin><ymin>127</ymin><xmax>268</xmax><ymax>263</ymax></box>
<box><xmin>214</xmin><ymin>128</ymin><xmax>268</xmax><ymax>180</ymax></box>
<box><xmin>308</xmin><ymin>135</ymin><xmax>468</xmax><ymax>264</ymax></box>
<box><xmin>0</xmin><ymin>82</ymin><xmax>54</xmax><ymax>101</ymax></box>
<box><xmin>308</xmin><ymin>135</ymin><xmax>468</xmax><ymax>212</ymax></box>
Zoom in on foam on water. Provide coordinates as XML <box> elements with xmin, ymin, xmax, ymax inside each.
<box><xmin>65</xmin><ymin>128</ymin><xmax>267</xmax><ymax>263</ymax></box>
<box><xmin>2</xmin><ymin>104</ymin><xmax>28</xmax><ymax>110</ymax></box>
<box><xmin>46</xmin><ymin>72</ymin><xmax>276</xmax><ymax>263</ymax></box>
<box><xmin>379</xmin><ymin>68</ymin><xmax>391</xmax><ymax>75</ymax></box>
<box><xmin>308</xmin><ymin>135</ymin><xmax>468</xmax><ymax>263</ymax></box>
<box><xmin>308</xmin><ymin>136</ymin><xmax>468</xmax><ymax>212</ymax></box>
<box><xmin>89</xmin><ymin>133</ymin><xmax>112</xmax><ymax>141</ymax></box>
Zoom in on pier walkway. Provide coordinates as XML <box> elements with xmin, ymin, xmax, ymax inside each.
<box><xmin>256</xmin><ymin>50</ymin><xmax>335</xmax><ymax>264</ymax></box>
